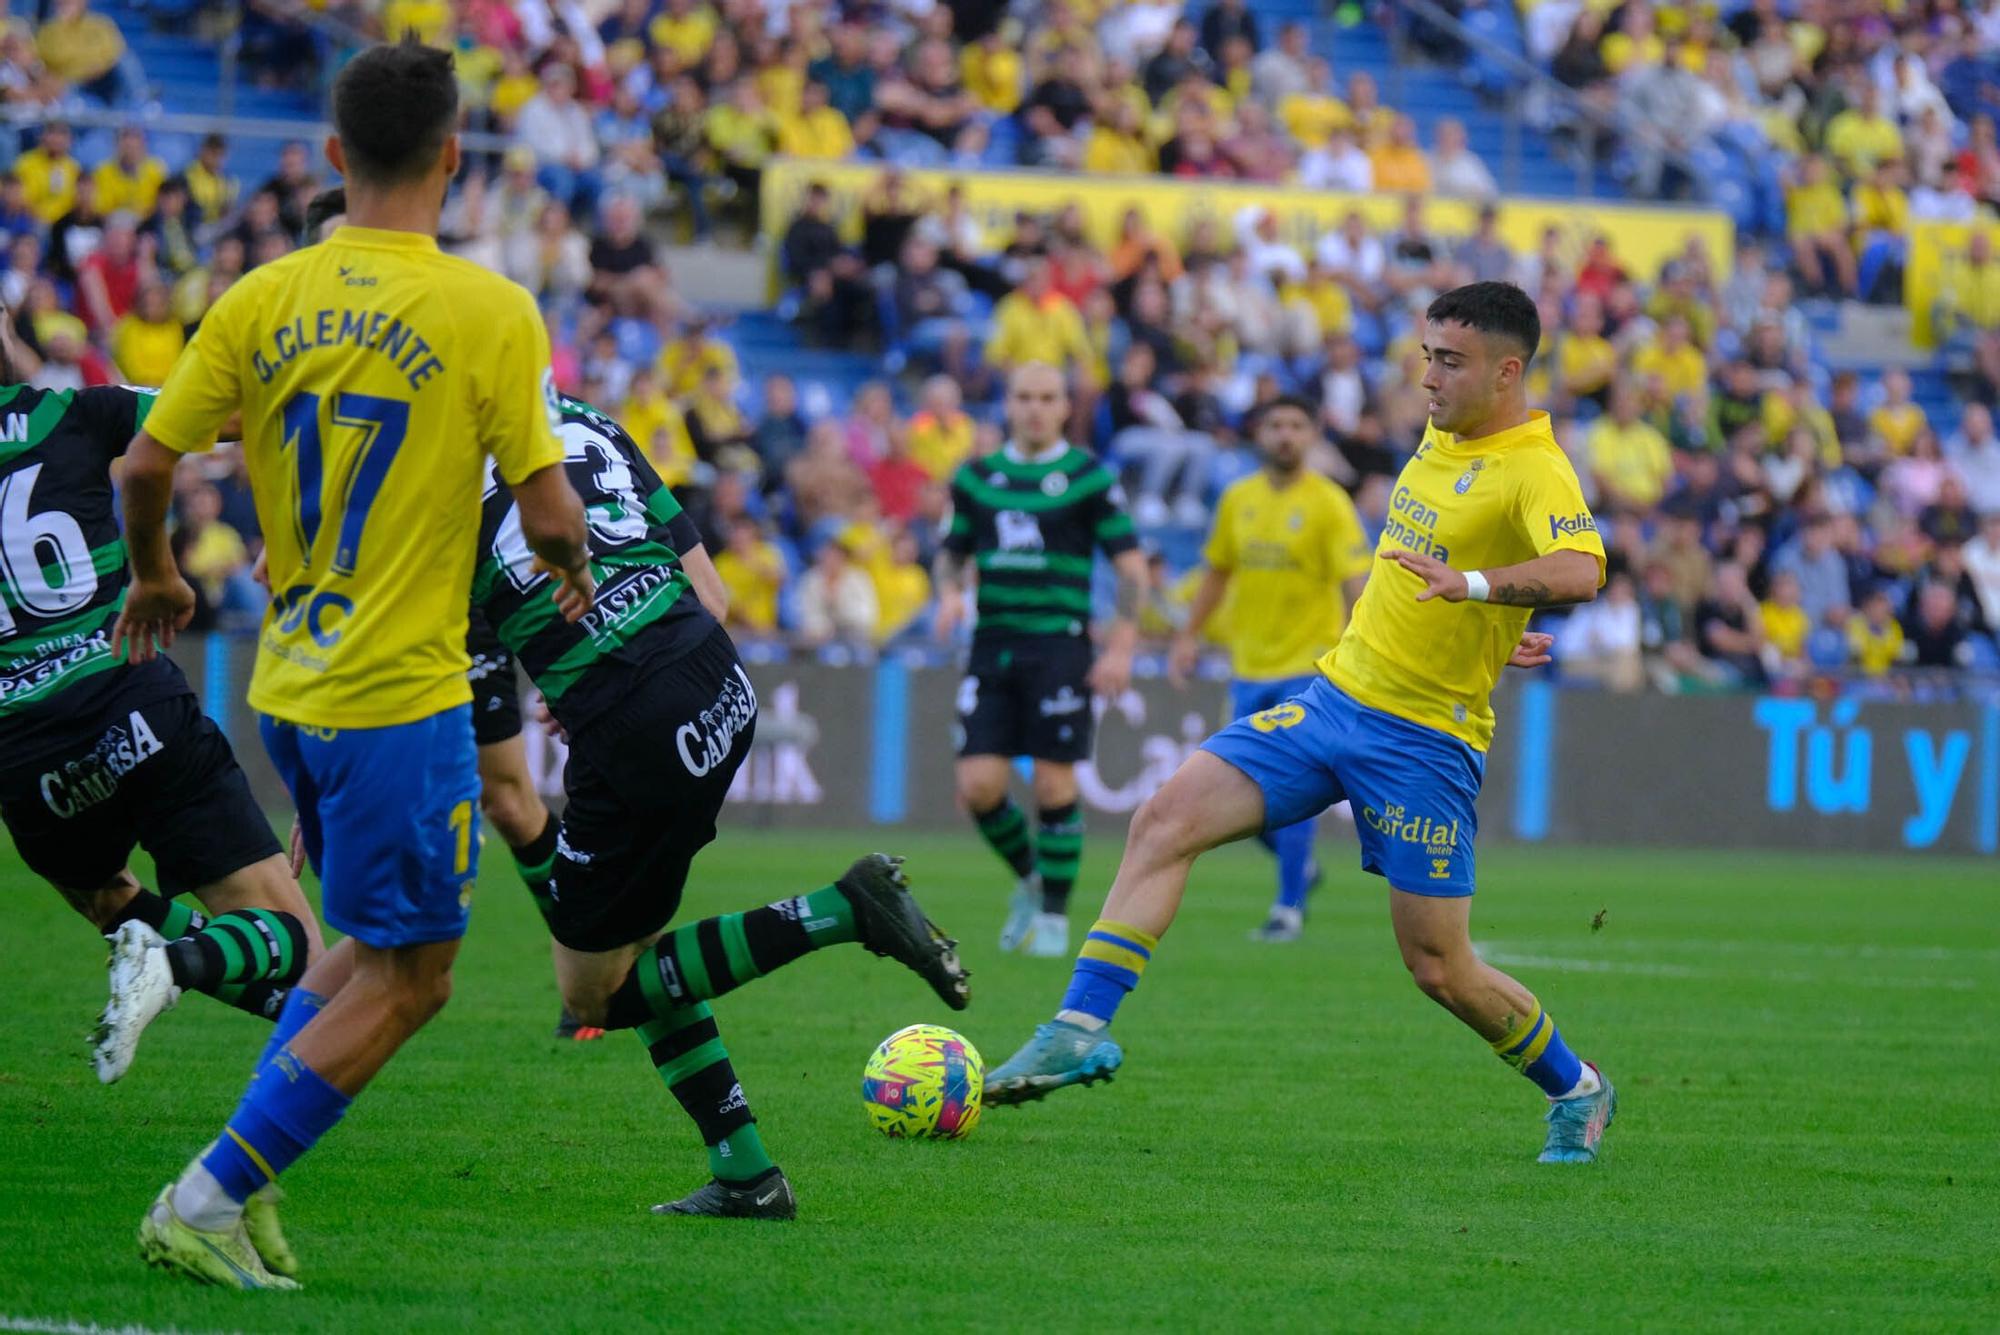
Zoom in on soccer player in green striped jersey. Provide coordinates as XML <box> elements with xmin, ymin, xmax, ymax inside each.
<box><xmin>933</xmin><ymin>363</ymin><xmax>1148</xmax><ymax>959</ymax></box>
<box><xmin>0</xmin><ymin>321</ymin><xmax>322</xmax><ymax>1083</ymax></box>
<box><xmin>465</xmin><ymin>394</ymin><xmax>971</xmax><ymax>1218</ymax></box>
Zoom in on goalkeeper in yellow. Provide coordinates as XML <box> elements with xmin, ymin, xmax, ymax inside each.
<box><xmin>986</xmin><ymin>282</ymin><xmax>1618</xmax><ymax>1165</ymax></box>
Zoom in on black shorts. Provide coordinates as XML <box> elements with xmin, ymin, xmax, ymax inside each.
<box><xmin>954</xmin><ymin>636</ymin><xmax>1095</xmax><ymax>763</ymax></box>
<box><xmin>466</xmin><ymin>612</ymin><xmax>523</xmax><ymax>748</ymax></box>
<box><xmin>547</xmin><ymin>626</ymin><xmax>756</xmax><ymax>952</ymax></box>
<box><xmin>0</xmin><ymin>685</ymin><xmax>281</xmax><ymax>896</ymax></box>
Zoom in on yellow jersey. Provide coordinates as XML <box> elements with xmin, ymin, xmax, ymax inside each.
<box><xmin>94</xmin><ymin>156</ymin><xmax>167</xmax><ymax>216</ymax></box>
<box><xmin>145</xmin><ymin>225</ymin><xmax>565</xmax><ymax>729</ymax></box>
<box><xmin>1204</xmin><ymin>470</ymin><xmax>1371</xmax><ymax>682</ymax></box>
<box><xmin>1321</xmin><ymin>412</ymin><xmax>1605</xmax><ymax>749</ymax></box>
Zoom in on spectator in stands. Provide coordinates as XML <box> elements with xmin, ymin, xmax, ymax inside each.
<box><xmin>778</xmin><ymin>78</ymin><xmax>856</xmax><ymax>161</ymax></box>
<box><xmin>1143</xmin><ymin>20</ymin><xmax>1206</xmax><ymax>105</ymax></box>
<box><xmin>259</xmin><ymin>140</ymin><xmax>320</xmax><ymax>241</ymax></box>
<box><xmin>93</xmin><ymin>126</ymin><xmax>165</xmax><ymax>219</ymax></box>
<box><xmin>1199</xmin><ymin>0</ymin><xmax>1258</xmax><ymax>63</ymax></box>
<box><xmin>1107</xmin><ymin>341</ymin><xmax>1215</xmax><ymax>530</ymax></box>
<box><xmin>782</xmin><ymin>182</ymin><xmax>874</xmax><ymax>345</ymax></box>
<box><xmin>1428</xmin><ymin>117</ymin><xmax>1496</xmax><ymax>199</ymax></box>
<box><xmin>875</xmin><ymin>39</ymin><xmax>977</xmax><ymax>165</ymax></box>
<box><xmin>1938</xmin><ymin>231</ymin><xmax>2000</xmax><ymax>398</ymax></box>
<box><xmin>1293</xmin><ymin>123</ymin><xmax>1370</xmax><ymax>194</ymax></box>
<box><xmin>179</xmin><ymin>133</ymin><xmax>235</xmax><ymax>227</ymax></box>
<box><xmin>587</xmin><ymin>193</ymin><xmax>671</xmax><ymax>319</ymax></box>
<box><xmin>1870</xmin><ymin>370</ymin><xmax>1928</xmax><ymax>459</ymax></box>
<box><xmin>1314</xmin><ymin>209</ymin><xmax>1387</xmax><ymax>312</ymax></box>
<box><xmin>1847</xmin><ymin>587</ymin><xmax>1905</xmax><ymax>677</ymax></box>
<box><xmin>892</xmin><ymin>235</ymin><xmax>972</xmax><ymax>379</ymax></box>
<box><xmin>797</xmin><ymin>531</ymin><xmax>878</xmax><ymax>645</ymax></box>
<box><xmin>517</xmin><ymin>64</ymin><xmax>603</xmax><ymax>218</ymax></box>
<box><xmin>1696</xmin><ymin>561</ymin><xmax>1768</xmax><ymax>686</ymax></box>
<box><xmin>37</xmin><ymin>0</ymin><xmax>137</xmax><ymax>105</ymax></box>
<box><xmin>1945</xmin><ymin>403</ymin><xmax>2000</xmax><ymax>515</ymax></box>
<box><xmin>1921</xmin><ymin>476</ymin><xmax>1981</xmax><ymax>550</ymax></box>
<box><xmin>751</xmin><ymin>374</ymin><xmax>809</xmax><ymax>482</ymax></box>
<box><xmin>714</xmin><ymin>516</ymin><xmax>786</xmax><ymax>637</ymax></box>
<box><xmin>1561</xmin><ymin>570</ymin><xmax>1644</xmax><ymax>691</ymax></box>
<box><xmin>1758</xmin><ymin>570</ymin><xmax>1812</xmax><ymax>679</ymax></box>
<box><xmin>506</xmin><ymin>200</ymin><xmax>593</xmax><ymax>305</ymax></box>
<box><xmin>15</xmin><ymin>121</ymin><xmax>77</xmax><ymax>227</ymax></box>
<box><xmin>75</xmin><ymin>209</ymin><xmax>147</xmax><ymax>338</ymax></box>
<box><xmin>1905</xmin><ymin>580</ymin><xmax>1972</xmax><ymax>670</ymax></box>
<box><xmin>1588</xmin><ymin>382</ymin><xmax>1673</xmax><ymax>514</ymax></box>
<box><xmin>907</xmin><ymin>374</ymin><xmax>973</xmax><ymax>481</ymax></box>
<box><xmin>1785</xmin><ymin>155</ymin><xmax>1857</xmax><ymax>299</ymax></box>
<box><xmin>47</xmin><ymin>174</ymin><xmax>103</xmax><ymax>287</ymax></box>
<box><xmin>1369</xmin><ymin>116</ymin><xmax>1432</xmax><ymax>194</ymax></box>
<box><xmin>1825</xmin><ymin>80</ymin><xmax>1904</xmax><ymax>180</ymax></box>
<box><xmin>810</xmin><ymin>21</ymin><xmax>876</xmax><ymax>126</ymax></box>
<box><xmin>1770</xmin><ymin>513</ymin><xmax>1853</xmax><ymax>626</ymax></box>
<box><xmin>1250</xmin><ymin>21</ymin><xmax>1309</xmax><ymax>107</ymax></box>
<box><xmin>985</xmin><ymin>256</ymin><xmax>1093</xmax><ymax>388</ymax></box>
<box><xmin>706</xmin><ymin>79</ymin><xmax>776</xmax><ymax>202</ymax></box>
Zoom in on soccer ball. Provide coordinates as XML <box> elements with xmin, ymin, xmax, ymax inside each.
<box><xmin>861</xmin><ymin>1024</ymin><xmax>983</xmax><ymax>1139</ymax></box>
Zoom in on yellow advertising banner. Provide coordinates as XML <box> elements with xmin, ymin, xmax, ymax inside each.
<box><xmin>758</xmin><ymin>158</ymin><xmax>1736</xmax><ymax>292</ymax></box>
<box><xmin>1906</xmin><ymin>219</ymin><xmax>2000</xmax><ymax>348</ymax></box>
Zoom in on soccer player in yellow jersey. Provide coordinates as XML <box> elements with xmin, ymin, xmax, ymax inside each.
<box><xmin>111</xmin><ymin>42</ymin><xmax>594</xmax><ymax>1290</ymax></box>
<box><xmin>988</xmin><ymin>283</ymin><xmax>1620</xmax><ymax>1166</ymax></box>
<box><xmin>1168</xmin><ymin>397</ymin><xmax>1372</xmax><ymax>942</ymax></box>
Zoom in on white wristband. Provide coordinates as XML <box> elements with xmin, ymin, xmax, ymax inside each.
<box><xmin>1462</xmin><ymin>570</ymin><xmax>1490</xmax><ymax>603</ymax></box>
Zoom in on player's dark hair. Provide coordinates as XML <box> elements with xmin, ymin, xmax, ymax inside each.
<box><xmin>304</xmin><ymin>186</ymin><xmax>347</xmax><ymax>238</ymax></box>
<box><xmin>332</xmin><ymin>39</ymin><xmax>458</xmax><ymax>186</ymax></box>
<box><xmin>1426</xmin><ymin>281</ymin><xmax>1540</xmax><ymax>367</ymax></box>
<box><xmin>1251</xmin><ymin>394</ymin><xmax>1316</xmax><ymax>432</ymax></box>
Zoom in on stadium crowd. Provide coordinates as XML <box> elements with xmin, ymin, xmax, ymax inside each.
<box><xmin>0</xmin><ymin>0</ymin><xmax>1997</xmax><ymax>693</ymax></box>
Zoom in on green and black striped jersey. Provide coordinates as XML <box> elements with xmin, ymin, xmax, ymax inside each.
<box><xmin>471</xmin><ymin>396</ymin><xmax>714</xmax><ymax>730</ymax></box>
<box><xmin>0</xmin><ymin>384</ymin><xmax>182</xmax><ymax>747</ymax></box>
<box><xmin>942</xmin><ymin>442</ymin><xmax>1137</xmax><ymax>641</ymax></box>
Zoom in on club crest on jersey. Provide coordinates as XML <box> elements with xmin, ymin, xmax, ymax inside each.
<box><xmin>1454</xmin><ymin>458</ymin><xmax>1486</xmax><ymax>495</ymax></box>
<box><xmin>1040</xmin><ymin>471</ymin><xmax>1069</xmax><ymax>497</ymax></box>
<box><xmin>1288</xmin><ymin>509</ymin><xmax>1304</xmax><ymax>531</ymax></box>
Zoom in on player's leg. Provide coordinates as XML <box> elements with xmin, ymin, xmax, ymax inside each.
<box><xmin>1241</xmin><ymin>677</ymin><xmax>1324</xmax><ymax>942</ymax></box>
<box><xmin>545</xmin><ymin>632</ymin><xmax>966</xmax><ymax>1215</ymax></box>
<box><xmin>1014</xmin><ymin>638</ymin><xmax>1094</xmax><ymax>956</ymax></box>
<box><xmin>1330</xmin><ymin>686</ymin><xmax>1614</xmax><ymax>1163</ymax></box>
<box><xmin>1025</xmin><ymin>759</ymin><xmax>1081</xmax><ymax>957</ymax></box>
<box><xmin>954</xmin><ymin>648</ymin><xmax>1041</xmax><ymax>950</ymax></box>
<box><xmin>144</xmin><ymin>708</ymin><xmax>479</xmax><ymax>1289</ymax></box>
<box><xmin>1389</xmin><ymin>891</ymin><xmax>1614</xmax><ymax>1162</ymax></box>
<box><xmin>475</xmin><ymin>728</ymin><xmax>595</xmax><ymax>1040</ymax></box>
<box><xmin>986</xmin><ymin>681</ymin><xmax>1346</xmax><ymax>1102</ymax></box>
<box><xmin>97</xmin><ymin>697</ymin><xmax>324</xmax><ymax>1072</ymax></box>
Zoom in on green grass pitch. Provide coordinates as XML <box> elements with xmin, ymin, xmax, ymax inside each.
<box><xmin>1</xmin><ymin>827</ymin><xmax>1995</xmax><ymax>1331</ymax></box>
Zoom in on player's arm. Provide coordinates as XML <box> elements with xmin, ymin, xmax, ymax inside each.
<box><xmin>680</xmin><ymin>543</ymin><xmax>728</xmax><ymax>621</ymax></box>
<box><xmin>509</xmin><ymin>464</ymin><xmax>594</xmax><ymax>621</ymax></box>
<box><xmin>1089</xmin><ymin>547</ymin><xmax>1148</xmax><ymax>698</ymax></box>
<box><xmin>1169</xmin><ymin>566</ymin><xmax>1229</xmax><ymax>687</ymax></box>
<box><xmin>112</xmin><ymin>430</ymin><xmax>197</xmax><ymax>662</ymax></box>
<box><xmin>1383</xmin><ymin>547</ymin><xmax>1601</xmax><ymax>607</ymax></box>
<box><xmin>931</xmin><ymin>478</ymin><xmax>977</xmax><ymax>643</ymax></box>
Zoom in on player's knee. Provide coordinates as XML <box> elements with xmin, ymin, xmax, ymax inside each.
<box><xmin>1404</xmin><ymin>951</ymin><xmax>1456</xmax><ymax>1005</ymax></box>
<box><xmin>1129</xmin><ymin>787</ymin><xmax>1202</xmax><ymax>863</ymax></box>
<box><xmin>389</xmin><ymin>967</ymin><xmax>454</xmax><ymax>1030</ymax></box>
<box><xmin>958</xmin><ymin>773</ymin><xmax>1007</xmax><ymax>813</ymax></box>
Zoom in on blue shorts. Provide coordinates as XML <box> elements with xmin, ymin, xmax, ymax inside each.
<box><xmin>1201</xmin><ymin>677</ymin><xmax>1484</xmax><ymax>896</ymax></box>
<box><xmin>1228</xmin><ymin>674</ymin><xmax>1321</xmax><ymax>723</ymax></box>
<box><xmin>261</xmin><ymin>705</ymin><xmax>481</xmax><ymax>948</ymax></box>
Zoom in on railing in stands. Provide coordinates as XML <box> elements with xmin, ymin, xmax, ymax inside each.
<box><xmin>1386</xmin><ymin>0</ymin><xmax>1702</xmax><ymax>201</ymax></box>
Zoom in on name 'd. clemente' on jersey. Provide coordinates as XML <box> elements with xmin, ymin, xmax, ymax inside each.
<box><xmin>250</xmin><ymin>308</ymin><xmax>446</xmax><ymax>391</ymax></box>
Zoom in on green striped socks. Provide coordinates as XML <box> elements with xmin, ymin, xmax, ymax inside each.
<box><xmin>620</xmin><ymin>887</ymin><xmax>858</xmax><ymax>1008</ymax></box>
<box><xmin>974</xmin><ymin>798</ymin><xmax>1036</xmax><ymax>879</ymax></box>
<box><xmin>162</xmin><ymin>909</ymin><xmax>309</xmax><ymax>998</ymax></box>
<box><xmin>602</xmin><ymin>888</ymin><xmax>865</xmax><ymax>1186</ymax></box>
<box><xmin>636</xmin><ymin>1002</ymin><xmax>775</xmax><ymax>1183</ymax></box>
<box><xmin>1037</xmin><ymin>802</ymin><xmax>1083</xmax><ymax>913</ymax></box>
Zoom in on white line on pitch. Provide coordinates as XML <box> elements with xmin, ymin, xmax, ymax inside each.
<box><xmin>1475</xmin><ymin>950</ymin><xmax>1979</xmax><ymax>992</ymax></box>
<box><xmin>0</xmin><ymin>1317</ymin><xmax>237</xmax><ymax>1335</ymax></box>
<box><xmin>1481</xmin><ymin>937</ymin><xmax>2000</xmax><ymax>964</ymax></box>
